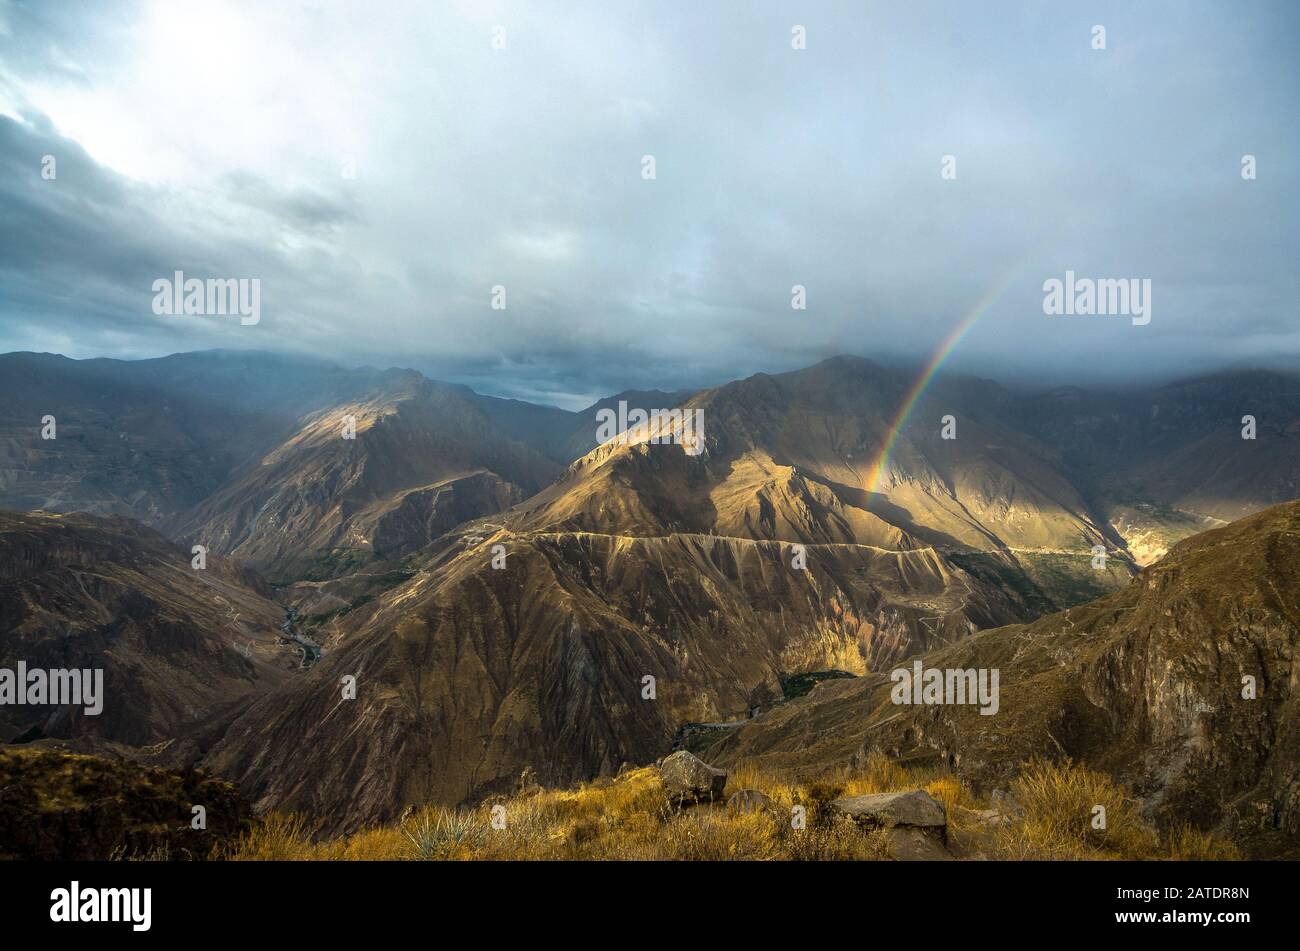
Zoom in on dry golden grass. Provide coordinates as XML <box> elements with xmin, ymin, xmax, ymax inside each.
<box><xmin>222</xmin><ymin>756</ymin><xmax>1240</xmax><ymax>862</ymax></box>
<box><xmin>1162</xmin><ymin>823</ymin><xmax>1242</xmax><ymax>861</ymax></box>
<box><xmin>220</xmin><ymin>813</ymin><xmax>328</xmax><ymax>861</ymax></box>
<box><xmin>988</xmin><ymin>757</ymin><xmax>1149</xmax><ymax>859</ymax></box>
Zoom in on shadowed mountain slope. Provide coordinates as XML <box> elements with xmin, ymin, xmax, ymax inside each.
<box><xmin>1019</xmin><ymin>369</ymin><xmax>1300</xmax><ymax>564</ymax></box>
<box><xmin>701</xmin><ymin>499</ymin><xmax>1300</xmax><ymax>858</ymax></box>
<box><xmin>0</xmin><ymin>350</ymin><xmax>359</xmax><ymax>524</ymax></box>
<box><xmin>0</xmin><ymin>510</ymin><xmax>291</xmax><ymax>750</ymax></box>
<box><xmin>0</xmin><ymin>351</ymin><xmax>564</xmax><ymax>580</ymax></box>
<box><xmin>168</xmin><ymin>371</ymin><xmax>561</xmax><ymax>578</ymax></box>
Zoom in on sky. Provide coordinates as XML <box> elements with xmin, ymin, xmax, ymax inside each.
<box><xmin>0</xmin><ymin>0</ymin><xmax>1296</xmax><ymax>409</ymax></box>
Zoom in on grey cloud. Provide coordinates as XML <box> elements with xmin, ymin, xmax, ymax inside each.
<box><xmin>220</xmin><ymin>170</ymin><xmax>359</xmax><ymax>231</ymax></box>
<box><xmin>0</xmin><ymin>0</ymin><xmax>1297</xmax><ymax>405</ymax></box>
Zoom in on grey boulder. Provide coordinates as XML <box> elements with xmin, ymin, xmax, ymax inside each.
<box><xmin>830</xmin><ymin>789</ymin><xmax>947</xmax><ymax>829</ymax></box>
<box><xmin>832</xmin><ymin>789</ymin><xmax>953</xmax><ymax>859</ymax></box>
<box><xmin>660</xmin><ymin>750</ymin><xmax>728</xmax><ymax>804</ymax></box>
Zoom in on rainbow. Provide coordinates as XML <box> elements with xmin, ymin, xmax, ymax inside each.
<box><xmin>865</xmin><ymin>272</ymin><xmax>1019</xmax><ymax>497</ymax></box>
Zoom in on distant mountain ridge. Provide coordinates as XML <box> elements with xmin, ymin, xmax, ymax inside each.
<box><xmin>4</xmin><ymin>349</ymin><xmax>1297</xmax><ymax>581</ymax></box>
<box><xmin>3</xmin><ymin>349</ymin><xmax>1299</xmax><ymax>838</ymax></box>
<box><xmin>0</xmin><ymin>351</ymin><xmax>703</xmax><ymax>577</ymax></box>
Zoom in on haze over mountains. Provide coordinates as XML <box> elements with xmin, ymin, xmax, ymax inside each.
<box><xmin>2</xmin><ymin>348</ymin><xmax>1299</xmax><ymax>846</ymax></box>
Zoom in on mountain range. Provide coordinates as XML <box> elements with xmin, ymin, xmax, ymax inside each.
<box><xmin>2</xmin><ymin>349</ymin><xmax>1298</xmax><ymax>848</ymax></box>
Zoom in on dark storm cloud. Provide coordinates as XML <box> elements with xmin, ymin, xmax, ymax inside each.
<box><xmin>0</xmin><ymin>112</ymin><xmax>361</xmax><ymax>359</ymax></box>
<box><xmin>0</xmin><ymin>0</ymin><xmax>1297</xmax><ymax>407</ymax></box>
<box><xmin>220</xmin><ymin>171</ymin><xmax>359</xmax><ymax>232</ymax></box>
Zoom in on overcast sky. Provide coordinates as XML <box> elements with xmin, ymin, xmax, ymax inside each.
<box><xmin>1</xmin><ymin>0</ymin><xmax>1296</xmax><ymax>408</ymax></box>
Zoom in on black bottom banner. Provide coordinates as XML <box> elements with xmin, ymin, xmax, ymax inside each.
<box><xmin>0</xmin><ymin>859</ymin><xmax>1270</xmax><ymax>939</ymax></box>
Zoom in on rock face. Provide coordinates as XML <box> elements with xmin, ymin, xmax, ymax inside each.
<box><xmin>832</xmin><ymin>790</ymin><xmax>950</xmax><ymax>861</ymax></box>
<box><xmin>369</xmin><ymin>471</ymin><xmax>523</xmax><ymax>561</ymax></box>
<box><xmin>659</xmin><ymin>751</ymin><xmax>727</xmax><ymax>804</ymax></box>
<box><xmin>706</xmin><ymin>500</ymin><xmax>1300</xmax><ymax>858</ymax></box>
<box><xmin>885</xmin><ymin>827</ymin><xmax>955</xmax><ymax>861</ymax></box>
<box><xmin>832</xmin><ymin>790</ymin><xmax>947</xmax><ymax>831</ymax></box>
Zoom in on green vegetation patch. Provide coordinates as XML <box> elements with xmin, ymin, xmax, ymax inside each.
<box><xmin>781</xmin><ymin>669</ymin><xmax>857</xmax><ymax>701</ymax></box>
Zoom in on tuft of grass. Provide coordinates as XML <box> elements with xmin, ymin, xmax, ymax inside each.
<box><xmin>998</xmin><ymin>757</ymin><xmax>1157</xmax><ymax>860</ymax></box>
<box><xmin>655</xmin><ymin>810</ymin><xmax>782</xmax><ymax>861</ymax></box>
<box><xmin>1163</xmin><ymin>823</ymin><xmax>1241</xmax><ymax>861</ymax></box>
<box><xmin>402</xmin><ymin>809</ymin><xmax>484</xmax><ymax>860</ymax></box>
<box><xmin>222</xmin><ymin>813</ymin><xmax>325</xmax><ymax>861</ymax></box>
<box><xmin>783</xmin><ymin>813</ymin><xmax>889</xmax><ymax>861</ymax></box>
<box><xmin>222</xmin><ymin>755</ymin><xmax>1242</xmax><ymax>862</ymax></box>
<box><xmin>843</xmin><ymin>749</ymin><xmax>914</xmax><ymax>795</ymax></box>
<box><xmin>924</xmin><ymin>775</ymin><xmax>977</xmax><ymax>812</ymax></box>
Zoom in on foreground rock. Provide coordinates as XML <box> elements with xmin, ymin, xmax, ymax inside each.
<box><xmin>884</xmin><ymin>826</ymin><xmax>955</xmax><ymax>861</ymax></box>
<box><xmin>660</xmin><ymin>751</ymin><xmax>728</xmax><ymax>805</ymax></box>
<box><xmin>832</xmin><ymin>789</ymin><xmax>951</xmax><ymax>861</ymax></box>
<box><xmin>832</xmin><ymin>790</ymin><xmax>946</xmax><ymax>829</ymax></box>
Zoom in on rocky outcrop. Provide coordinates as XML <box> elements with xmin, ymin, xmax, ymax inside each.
<box><xmin>659</xmin><ymin>751</ymin><xmax>727</xmax><ymax>804</ymax></box>
<box><xmin>826</xmin><ymin>789</ymin><xmax>951</xmax><ymax>862</ymax></box>
<box><xmin>831</xmin><ymin>790</ymin><xmax>951</xmax><ymax>861</ymax></box>
<box><xmin>831</xmin><ymin>789</ymin><xmax>946</xmax><ymax>830</ymax></box>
